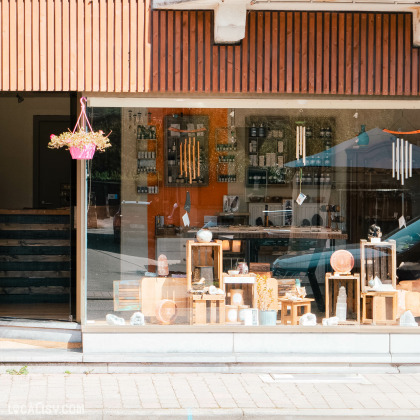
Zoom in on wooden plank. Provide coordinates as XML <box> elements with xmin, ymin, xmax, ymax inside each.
<box><xmin>293</xmin><ymin>11</ymin><xmax>300</xmax><ymax>93</ymax></box>
<box><xmin>286</xmin><ymin>12</ymin><xmax>293</xmax><ymax>93</ymax></box>
<box><xmin>271</xmin><ymin>12</ymin><xmax>279</xmax><ymax>92</ymax></box>
<box><xmin>212</xmin><ymin>43</ymin><xmax>219</xmax><ymax>92</ymax></box>
<box><xmin>367</xmin><ymin>13</ymin><xmax>375</xmax><ymax>95</ymax></box>
<box><xmin>1</xmin><ymin>0</ymin><xmax>10</xmax><ymax>90</ymax></box>
<box><xmin>404</xmin><ymin>13</ymin><xmax>411</xmax><ymax>95</ymax></box>
<box><xmin>263</xmin><ymin>12</ymin><xmax>271</xmax><ymax>93</ymax></box>
<box><xmin>234</xmin><ymin>43</ymin><xmax>241</xmax><ymax>92</ymax></box>
<box><xmin>0</xmin><ymin>240</ymin><xmax>70</xmax><ymax>247</ymax></box>
<box><xmin>382</xmin><ymin>13</ymin><xmax>389</xmax><ymax>95</ymax></box>
<box><xmin>69</xmin><ymin>0</ymin><xmax>77</xmax><ymax>91</ymax></box>
<box><xmin>204</xmin><ymin>11</ymin><xmax>211</xmax><ymax>93</ymax></box>
<box><xmin>389</xmin><ymin>14</ymin><xmax>396</xmax><ymax>95</ymax></box>
<box><xmin>196</xmin><ymin>11</ymin><xmax>203</xmax><ymax>92</ymax></box>
<box><xmin>352</xmin><ymin>13</ymin><xmax>359</xmax><ymax>95</ymax></box>
<box><xmin>137</xmin><ymin>0</ymin><xmax>145</xmax><ymax>92</ymax></box>
<box><xmin>308</xmin><ymin>12</ymin><xmax>315</xmax><ymax>93</ymax></box>
<box><xmin>0</xmin><ymin>255</ymin><xmax>70</xmax><ymax>262</ymax></box>
<box><xmin>17</xmin><ymin>0</ymin><xmax>24</xmax><ymax>90</ymax></box>
<box><xmin>144</xmin><ymin>0</ymin><xmax>151</xmax><ymax>92</ymax></box>
<box><xmin>77</xmin><ymin>0</ymin><xmax>85</xmax><ymax>90</ymax></box>
<box><xmin>182</xmin><ymin>11</ymin><xmax>189</xmax><ymax>92</ymax></box>
<box><xmin>121</xmin><ymin>0</ymin><xmax>129</xmax><ymax>92</ymax></box>
<box><xmin>152</xmin><ymin>11</ymin><xmax>159</xmax><ymax>91</ymax></box>
<box><xmin>411</xmin><ymin>46</ymin><xmax>418</xmax><ymax>96</ymax></box>
<box><xmin>174</xmin><ymin>11</ymin><xmax>181</xmax><ymax>92</ymax></box>
<box><xmin>219</xmin><ymin>45</ymin><xmax>226</xmax><ymax>93</ymax></box>
<box><xmin>62</xmin><ymin>0</ymin><xmax>70</xmax><ymax>91</ymax></box>
<box><xmin>99</xmin><ymin>0</ymin><xmax>107</xmax><ymax>91</ymax></box>
<box><xmin>375</xmin><ymin>14</ymin><xmax>381</xmax><ymax>95</ymax></box>
<box><xmin>0</xmin><ymin>209</ymin><xmax>70</xmax><ymax>215</ymax></box>
<box><xmin>107</xmin><ymin>0</ymin><xmax>114</xmax><ymax>91</ymax></box>
<box><xmin>114</xmin><ymin>0</ymin><xmax>122</xmax><ymax>92</ymax></box>
<box><xmin>337</xmin><ymin>12</ymin><xmax>345</xmax><ymax>94</ymax></box>
<box><xmin>190</xmin><ymin>12</ymin><xmax>196</xmax><ymax>92</ymax></box>
<box><xmin>8</xmin><ymin>0</ymin><xmax>17</xmax><ymax>90</ymax></box>
<box><xmin>323</xmin><ymin>12</ymin><xmax>330</xmax><ymax>94</ymax></box>
<box><xmin>249</xmin><ymin>12</ymin><xmax>256</xmax><ymax>92</ymax></box>
<box><xmin>0</xmin><ymin>271</ymin><xmax>70</xmax><ymax>278</ymax></box>
<box><xmin>315</xmin><ymin>12</ymin><xmax>322</xmax><ymax>94</ymax></box>
<box><xmin>54</xmin><ymin>0</ymin><xmax>62</xmax><ymax>91</ymax></box>
<box><xmin>397</xmin><ymin>13</ymin><xmax>404</xmax><ymax>95</ymax></box>
<box><xmin>330</xmin><ymin>12</ymin><xmax>337</xmax><ymax>94</ymax></box>
<box><xmin>241</xmin><ymin>11</ymin><xmax>249</xmax><ymax>92</ymax></box>
<box><xmin>84</xmin><ymin>0</ymin><xmax>92</xmax><ymax>91</ymax></box>
<box><xmin>159</xmin><ymin>10</ymin><xmax>167</xmax><ymax>91</ymax></box>
<box><xmin>345</xmin><ymin>13</ymin><xmax>352</xmax><ymax>94</ymax></box>
<box><xmin>0</xmin><ymin>224</ymin><xmax>69</xmax><ymax>231</ymax></box>
<box><xmin>360</xmin><ymin>13</ymin><xmax>367</xmax><ymax>95</ymax></box>
<box><xmin>24</xmin><ymin>0</ymin><xmax>32</xmax><ymax>90</ymax></box>
<box><xmin>226</xmin><ymin>45</ymin><xmax>233</xmax><ymax>93</ymax></box>
<box><xmin>256</xmin><ymin>11</ymin><xmax>263</xmax><ymax>93</ymax></box>
<box><xmin>167</xmin><ymin>10</ymin><xmax>174</xmax><ymax>92</ymax></box>
<box><xmin>129</xmin><ymin>0</ymin><xmax>137</xmax><ymax>91</ymax></box>
<box><xmin>91</xmin><ymin>0</ymin><xmax>100</xmax><ymax>91</ymax></box>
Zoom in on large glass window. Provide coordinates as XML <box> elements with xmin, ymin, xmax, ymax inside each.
<box><xmin>86</xmin><ymin>106</ymin><xmax>420</xmax><ymax>328</ymax></box>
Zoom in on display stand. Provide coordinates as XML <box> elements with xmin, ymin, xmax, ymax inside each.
<box><xmin>360</xmin><ymin>239</ymin><xmax>397</xmax><ymax>325</ymax></box>
<box><xmin>325</xmin><ymin>272</ymin><xmax>360</xmax><ymax>324</ymax></box>
<box><xmin>279</xmin><ymin>298</ymin><xmax>314</xmax><ymax>325</ymax></box>
<box><xmin>189</xmin><ymin>294</ymin><xmax>225</xmax><ymax>324</ymax></box>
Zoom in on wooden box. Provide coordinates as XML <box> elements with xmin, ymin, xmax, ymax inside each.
<box><xmin>325</xmin><ymin>273</ymin><xmax>360</xmax><ymax>324</ymax></box>
<box><xmin>186</xmin><ymin>240</ymin><xmax>223</xmax><ymax>289</ymax></box>
<box><xmin>396</xmin><ymin>281</ymin><xmax>420</xmax><ymax>317</ymax></box>
<box><xmin>189</xmin><ymin>294</ymin><xmax>225</xmax><ymax>324</ymax></box>
<box><xmin>361</xmin><ymin>291</ymin><xmax>398</xmax><ymax>325</ymax></box>
<box><xmin>113</xmin><ymin>280</ymin><xmax>141</xmax><ymax>311</ymax></box>
<box><xmin>360</xmin><ymin>239</ymin><xmax>396</xmax><ymax>292</ymax></box>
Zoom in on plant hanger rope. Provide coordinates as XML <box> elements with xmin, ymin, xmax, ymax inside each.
<box><xmin>74</xmin><ymin>96</ymin><xmax>95</xmax><ymax>134</ymax></box>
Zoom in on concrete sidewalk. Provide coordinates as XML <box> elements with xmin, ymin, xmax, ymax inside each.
<box><xmin>1</xmin><ymin>372</ymin><xmax>420</xmax><ymax>419</ymax></box>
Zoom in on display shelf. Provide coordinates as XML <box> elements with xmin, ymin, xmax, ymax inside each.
<box><xmin>215</xmin><ymin>127</ymin><xmax>238</xmax><ymax>183</ymax></box>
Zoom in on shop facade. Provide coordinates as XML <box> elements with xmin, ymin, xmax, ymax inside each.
<box><xmin>1</xmin><ymin>1</ymin><xmax>420</xmax><ymax>363</ymax></box>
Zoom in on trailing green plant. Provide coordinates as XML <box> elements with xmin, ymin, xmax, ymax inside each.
<box><xmin>6</xmin><ymin>366</ymin><xmax>28</xmax><ymax>375</ymax></box>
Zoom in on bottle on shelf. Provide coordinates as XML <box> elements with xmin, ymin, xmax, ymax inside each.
<box><xmin>250</xmin><ymin>123</ymin><xmax>257</xmax><ymax>137</ymax></box>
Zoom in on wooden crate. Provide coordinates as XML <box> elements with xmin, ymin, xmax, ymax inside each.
<box><xmin>186</xmin><ymin>240</ymin><xmax>223</xmax><ymax>289</ymax></box>
<box><xmin>189</xmin><ymin>294</ymin><xmax>225</xmax><ymax>324</ymax></box>
<box><xmin>113</xmin><ymin>280</ymin><xmax>141</xmax><ymax>311</ymax></box>
<box><xmin>361</xmin><ymin>291</ymin><xmax>398</xmax><ymax>325</ymax></box>
<box><xmin>360</xmin><ymin>239</ymin><xmax>396</xmax><ymax>292</ymax></box>
<box><xmin>280</xmin><ymin>298</ymin><xmax>314</xmax><ymax>325</ymax></box>
<box><xmin>325</xmin><ymin>273</ymin><xmax>360</xmax><ymax>324</ymax></box>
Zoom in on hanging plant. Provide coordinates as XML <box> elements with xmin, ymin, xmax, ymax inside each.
<box><xmin>48</xmin><ymin>97</ymin><xmax>111</xmax><ymax>160</ymax></box>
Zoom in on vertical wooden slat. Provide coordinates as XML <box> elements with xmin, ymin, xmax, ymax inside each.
<box><xmin>249</xmin><ymin>12</ymin><xmax>256</xmax><ymax>92</ymax></box>
<box><xmin>159</xmin><ymin>11</ymin><xmax>166</xmax><ymax>92</ymax></box>
<box><xmin>167</xmin><ymin>10</ymin><xmax>174</xmax><ymax>92</ymax></box>
<box><xmin>226</xmin><ymin>45</ymin><xmax>233</xmax><ymax>93</ymax></box>
<box><xmin>47</xmin><ymin>0</ymin><xmax>55</xmax><ymax>90</ymax></box>
<box><xmin>271</xmin><ymin>12</ymin><xmax>278</xmax><ymax>92</ymax></box>
<box><xmin>77</xmin><ymin>0</ymin><xmax>85</xmax><ymax>91</ymax></box>
<box><xmin>144</xmin><ymin>0</ymin><xmax>151</xmax><ymax>92</ymax></box>
<box><xmin>330</xmin><ymin>12</ymin><xmax>337</xmax><ymax>94</ymax></box>
<box><xmin>315</xmin><ymin>12</ymin><xmax>323</xmax><ymax>94</ymax></box>
<box><xmin>84</xmin><ymin>0</ymin><xmax>92</xmax><ymax>91</ymax></box>
<box><xmin>99</xmin><ymin>0</ymin><xmax>107</xmax><ymax>91</ymax></box>
<box><xmin>196</xmin><ymin>11</ymin><xmax>203</xmax><ymax>92</ymax></box>
<box><xmin>256</xmin><ymin>12</ymin><xmax>263</xmax><ymax>93</ymax></box>
<box><xmin>204</xmin><ymin>12</ymin><xmax>211</xmax><ymax>93</ymax></box>
<box><xmin>129</xmin><ymin>0</ymin><xmax>137</xmax><ymax>92</ymax></box>
<box><xmin>219</xmin><ymin>45</ymin><xmax>226</xmax><ymax>93</ymax></box>
<box><xmin>39</xmin><ymin>0</ymin><xmax>47</xmax><ymax>90</ymax></box>
<box><xmin>286</xmin><ymin>12</ymin><xmax>293</xmax><ymax>93</ymax></box>
<box><xmin>323</xmin><ymin>12</ymin><xmax>330</xmax><ymax>94</ymax></box>
<box><xmin>54</xmin><ymin>0</ymin><xmax>62</xmax><ymax>91</ymax></box>
<box><xmin>9</xmin><ymin>0</ymin><xmax>17</xmax><ymax>90</ymax></box>
<box><xmin>308</xmin><ymin>12</ymin><xmax>315</xmax><ymax>93</ymax></box>
<box><xmin>1</xmin><ymin>0</ymin><xmax>9</xmax><ymax>91</ymax></box>
<box><xmin>17</xmin><ymin>0</ymin><xmax>24</xmax><ymax>90</ymax></box>
<box><xmin>212</xmin><ymin>44</ymin><xmax>218</xmax><ymax>92</ymax></box>
<box><xmin>345</xmin><ymin>13</ymin><xmax>353</xmax><ymax>95</ymax></box>
<box><xmin>121</xmin><ymin>0</ymin><xmax>129</xmax><ymax>91</ymax></box>
<box><xmin>337</xmin><ymin>13</ymin><xmax>345</xmax><ymax>95</ymax></box>
<box><xmin>234</xmin><ymin>43</ymin><xmax>241</xmax><ymax>92</ymax></box>
<box><xmin>174</xmin><ymin>11</ymin><xmax>181</xmax><ymax>92</ymax></box>
<box><xmin>69</xmin><ymin>0</ymin><xmax>77</xmax><ymax>91</ymax></box>
<box><xmin>293</xmin><ymin>12</ymin><xmax>300</xmax><ymax>93</ymax></box>
<box><xmin>264</xmin><ymin>12</ymin><xmax>271</xmax><ymax>93</ymax></box>
<box><xmin>32</xmin><ymin>0</ymin><xmax>40</xmax><ymax>90</ymax></box>
<box><xmin>382</xmin><ymin>14</ymin><xmax>389</xmax><ymax>95</ymax></box>
<box><xmin>396</xmin><ymin>14</ymin><xmax>404</xmax><ymax>95</ymax></box>
<box><xmin>360</xmin><ymin>13</ymin><xmax>367</xmax><ymax>95</ymax></box>
<box><xmin>375</xmin><ymin>14</ymin><xmax>382</xmax><ymax>95</ymax></box>
<box><xmin>241</xmin><ymin>12</ymin><xmax>249</xmax><ymax>92</ymax></box>
<box><xmin>367</xmin><ymin>14</ymin><xmax>374</xmax><ymax>95</ymax></box>
<box><xmin>92</xmin><ymin>0</ymin><xmax>100</xmax><ymax>92</ymax></box>
<box><xmin>137</xmin><ymin>0</ymin><xmax>145</xmax><ymax>92</ymax></box>
<box><xmin>412</xmin><ymin>47</ymin><xmax>418</xmax><ymax>96</ymax></box>
<box><xmin>190</xmin><ymin>12</ymin><xmax>196</xmax><ymax>92</ymax></box>
<box><xmin>114</xmin><ymin>0</ymin><xmax>122</xmax><ymax>92</ymax></box>
<box><xmin>404</xmin><ymin>13</ymin><xmax>411</xmax><ymax>95</ymax></box>
<box><xmin>62</xmin><ymin>0</ymin><xmax>70</xmax><ymax>91</ymax></box>
<box><xmin>152</xmin><ymin>11</ymin><xmax>159</xmax><ymax>91</ymax></box>
<box><xmin>389</xmin><ymin>14</ymin><xmax>396</xmax><ymax>95</ymax></box>
<box><xmin>352</xmin><ymin>13</ymin><xmax>360</xmax><ymax>95</ymax></box>
<box><xmin>24</xmin><ymin>0</ymin><xmax>32</xmax><ymax>90</ymax></box>
<box><xmin>182</xmin><ymin>11</ymin><xmax>189</xmax><ymax>92</ymax></box>
<box><xmin>279</xmin><ymin>12</ymin><xmax>285</xmax><ymax>93</ymax></box>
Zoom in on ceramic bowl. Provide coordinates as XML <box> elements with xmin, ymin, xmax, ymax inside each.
<box><xmin>228</xmin><ymin>270</ymin><xmax>240</xmax><ymax>276</ymax></box>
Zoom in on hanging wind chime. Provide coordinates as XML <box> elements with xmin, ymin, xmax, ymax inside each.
<box><xmin>296</xmin><ymin>124</ymin><xmax>306</xmax><ymax>165</ymax></box>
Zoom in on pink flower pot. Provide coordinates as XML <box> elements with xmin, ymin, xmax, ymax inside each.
<box><xmin>69</xmin><ymin>144</ymin><xmax>96</xmax><ymax>160</ymax></box>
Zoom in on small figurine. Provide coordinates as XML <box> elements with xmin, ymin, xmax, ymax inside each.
<box><xmin>368</xmin><ymin>224</ymin><xmax>382</xmax><ymax>240</ymax></box>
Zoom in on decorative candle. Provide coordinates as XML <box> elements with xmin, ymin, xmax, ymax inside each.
<box><xmin>180</xmin><ymin>143</ymin><xmax>183</xmax><ymax>176</ymax></box>
<box><xmin>184</xmin><ymin>140</ymin><xmax>187</xmax><ymax>178</ymax></box>
<box><xmin>392</xmin><ymin>142</ymin><xmax>395</xmax><ymax>177</ymax></box>
<box><xmin>193</xmin><ymin>137</ymin><xmax>196</xmax><ymax>179</ymax></box>
<box><xmin>296</xmin><ymin>126</ymin><xmax>299</xmax><ymax>159</ymax></box>
<box><xmin>188</xmin><ymin>138</ymin><xmax>192</xmax><ymax>184</ymax></box>
<box><xmin>197</xmin><ymin>140</ymin><xmax>200</xmax><ymax>177</ymax></box>
<box><xmin>400</xmin><ymin>138</ymin><xmax>404</xmax><ymax>185</ymax></box>
<box><xmin>409</xmin><ymin>143</ymin><xmax>413</xmax><ymax>177</ymax></box>
<box><xmin>396</xmin><ymin>138</ymin><xmax>400</xmax><ymax>181</ymax></box>
<box><xmin>303</xmin><ymin>126</ymin><xmax>306</xmax><ymax>166</ymax></box>
<box><xmin>405</xmin><ymin>139</ymin><xmax>408</xmax><ymax>179</ymax></box>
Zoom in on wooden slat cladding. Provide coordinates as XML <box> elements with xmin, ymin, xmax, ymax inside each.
<box><xmin>150</xmin><ymin>10</ymin><xmax>420</xmax><ymax>96</ymax></box>
<box><xmin>0</xmin><ymin>0</ymin><xmax>150</xmax><ymax>92</ymax></box>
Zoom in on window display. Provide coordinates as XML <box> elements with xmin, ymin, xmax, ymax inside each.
<box><xmin>86</xmin><ymin>106</ymin><xmax>420</xmax><ymax>330</ymax></box>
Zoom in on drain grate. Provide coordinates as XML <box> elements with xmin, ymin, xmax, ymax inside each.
<box><xmin>260</xmin><ymin>373</ymin><xmax>370</xmax><ymax>384</ymax></box>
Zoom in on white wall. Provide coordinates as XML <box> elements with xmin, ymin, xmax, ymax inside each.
<box><xmin>0</xmin><ymin>96</ymin><xmax>70</xmax><ymax>209</ymax></box>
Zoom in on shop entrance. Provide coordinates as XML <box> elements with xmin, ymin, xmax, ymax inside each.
<box><xmin>0</xmin><ymin>94</ymin><xmax>76</xmax><ymax>321</ymax></box>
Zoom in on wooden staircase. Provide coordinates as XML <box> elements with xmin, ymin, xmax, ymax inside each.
<box><xmin>0</xmin><ymin>210</ymin><xmax>71</xmax><ymax>313</ymax></box>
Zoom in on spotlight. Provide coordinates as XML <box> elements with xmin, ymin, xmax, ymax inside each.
<box><xmin>16</xmin><ymin>94</ymin><xmax>24</xmax><ymax>103</ymax></box>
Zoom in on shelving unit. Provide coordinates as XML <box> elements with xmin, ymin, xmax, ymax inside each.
<box><xmin>215</xmin><ymin>127</ymin><xmax>238</xmax><ymax>183</ymax></box>
<box><xmin>164</xmin><ymin>115</ymin><xmax>209</xmax><ymax>187</ymax></box>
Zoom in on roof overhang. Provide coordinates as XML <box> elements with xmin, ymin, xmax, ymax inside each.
<box><xmin>152</xmin><ymin>0</ymin><xmax>420</xmax><ymax>45</ymax></box>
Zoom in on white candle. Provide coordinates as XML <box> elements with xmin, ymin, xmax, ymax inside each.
<box><xmin>303</xmin><ymin>126</ymin><xmax>306</xmax><ymax>166</ymax></box>
<box><xmin>405</xmin><ymin>140</ymin><xmax>408</xmax><ymax>179</ymax></box>
<box><xmin>392</xmin><ymin>142</ymin><xmax>395</xmax><ymax>177</ymax></box>
<box><xmin>409</xmin><ymin>143</ymin><xmax>413</xmax><ymax>177</ymax></box>
<box><xmin>400</xmin><ymin>139</ymin><xmax>404</xmax><ymax>185</ymax></box>
<box><xmin>296</xmin><ymin>126</ymin><xmax>299</xmax><ymax>159</ymax></box>
<box><xmin>396</xmin><ymin>138</ymin><xmax>400</xmax><ymax>181</ymax></box>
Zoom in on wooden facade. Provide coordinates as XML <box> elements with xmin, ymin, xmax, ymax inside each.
<box><xmin>0</xmin><ymin>2</ymin><xmax>419</xmax><ymax>96</ymax></box>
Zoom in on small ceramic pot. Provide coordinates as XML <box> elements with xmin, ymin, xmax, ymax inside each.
<box><xmin>237</xmin><ymin>262</ymin><xmax>248</xmax><ymax>274</ymax></box>
<box><xmin>196</xmin><ymin>228</ymin><xmax>212</xmax><ymax>243</ymax></box>
<box><xmin>259</xmin><ymin>310</ymin><xmax>277</xmax><ymax>326</ymax></box>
